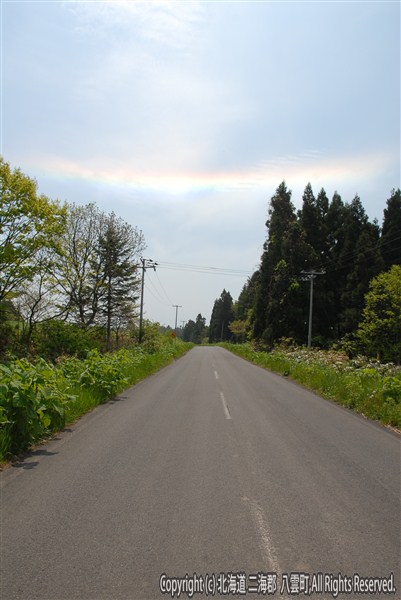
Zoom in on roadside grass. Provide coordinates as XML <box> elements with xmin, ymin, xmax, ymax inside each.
<box><xmin>220</xmin><ymin>343</ymin><xmax>401</xmax><ymax>428</ymax></box>
<box><xmin>0</xmin><ymin>338</ymin><xmax>193</xmax><ymax>464</ymax></box>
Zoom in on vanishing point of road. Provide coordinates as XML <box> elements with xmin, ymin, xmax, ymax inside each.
<box><xmin>1</xmin><ymin>347</ymin><xmax>400</xmax><ymax>599</ymax></box>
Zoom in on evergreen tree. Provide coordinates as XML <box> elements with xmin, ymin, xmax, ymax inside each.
<box><xmin>209</xmin><ymin>289</ymin><xmax>234</xmax><ymax>342</ymax></box>
<box><xmin>193</xmin><ymin>313</ymin><xmax>207</xmax><ymax>344</ymax></box>
<box><xmin>340</xmin><ymin>223</ymin><xmax>384</xmax><ymax>333</ymax></box>
<box><xmin>380</xmin><ymin>188</ymin><xmax>401</xmax><ymax>268</ymax></box>
<box><xmin>297</xmin><ymin>185</ymin><xmax>331</xmax><ymax>341</ymax></box>
<box><xmin>183</xmin><ymin>319</ymin><xmax>196</xmax><ymax>342</ymax></box>
<box><xmin>183</xmin><ymin>313</ymin><xmax>207</xmax><ymax>343</ymax></box>
<box><xmin>263</xmin><ymin>221</ymin><xmax>316</xmax><ymax>344</ymax></box>
<box><xmin>253</xmin><ymin>181</ymin><xmax>296</xmax><ymax>339</ymax></box>
<box><xmin>335</xmin><ymin>196</ymin><xmax>373</xmax><ymax>335</ymax></box>
<box><xmin>299</xmin><ymin>184</ymin><xmax>329</xmax><ymax>261</ymax></box>
<box><xmin>321</xmin><ymin>192</ymin><xmax>347</xmax><ymax>338</ymax></box>
<box><xmin>237</xmin><ymin>271</ymin><xmax>260</xmax><ymax>321</ymax></box>
<box><xmin>97</xmin><ymin>212</ymin><xmax>145</xmax><ymax>351</ymax></box>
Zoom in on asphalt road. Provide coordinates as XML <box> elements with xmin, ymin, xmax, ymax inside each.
<box><xmin>1</xmin><ymin>346</ymin><xmax>400</xmax><ymax>600</ymax></box>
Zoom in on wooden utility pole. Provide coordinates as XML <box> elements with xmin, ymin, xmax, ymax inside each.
<box><xmin>301</xmin><ymin>270</ymin><xmax>325</xmax><ymax>348</ymax></box>
<box><xmin>138</xmin><ymin>259</ymin><xmax>157</xmax><ymax>343</ymax></box>
<box><xmin>172</xmin><ymin>305</ymin><xmax>182</xmax><ymax>331</ymax></box>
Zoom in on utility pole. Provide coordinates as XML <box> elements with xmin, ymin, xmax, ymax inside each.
<box><xmin>301</xmin><ymin>270</ymin><xmax>325</xmax><ymax>348</ymax></box>
<box><xmin>172</xmin><ymin>305</ymin><xmax>182</xmax><ymax>330</ymax></box>
<box><xmin>138</xmin><ymin>258</ymin><xmax>157</xmax><ymax>343</ymax></box>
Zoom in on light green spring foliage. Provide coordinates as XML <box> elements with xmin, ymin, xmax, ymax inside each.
<box><xmin>0</xmin><ymin>335</ymin><xmax>193</xmax><ymax>462</ymax></box>
<box><xmin>0</xmin><ymin>157</ymin><xmax>66</xmax><ymax>302</ymax></box>
<box><xmin>357</xmin><ymin>265</ymin><xmax>401</xmax><ymax>363</ymax></box>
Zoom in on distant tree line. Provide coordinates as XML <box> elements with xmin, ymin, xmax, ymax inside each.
<box><xmin>209</xmin><ymin>181</ymin><xmax>401</xmax><ymax>362</ymax></box>
<box><xmin>181</xmin><ymin>314</ymin><xmax>208</xmax><ymax>344</ymax></box>
<box><xmin>0</xmin><ymin>158</ymin><xmax>145</xmax><ymax>359</ymax></box>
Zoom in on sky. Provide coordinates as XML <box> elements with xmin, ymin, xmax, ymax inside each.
<box><xmin>1</xmin><ymin>0</ymin><xmax>400</xmax><ymax>328</ymax></box>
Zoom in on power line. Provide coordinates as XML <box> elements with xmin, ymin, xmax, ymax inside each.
<box><xmin>154</xmin><ymin>269</ymin><xmax>174</xmax><ymax>305</ymax></box>
<box><xmin>144</xmin><ymin>280</ymin><xmax>171</xmax><ymax>307</ymax></box>
<box><xmin>156</xmin><ymin>261</ymin><xmax>252</xmax><ymax>277</ymax></box>
<box><xmin>138</xmin><ymin>258</ymin><xmax>157</xmax><ymax>344</ymax></box>
<box><xmin>313</xmin><ymin>234</ymin><xmax>401</xmax><ymax>276</ymax></box>
<box><xmin>145</xmin><ymin>271</ymin><xmax>172</xmax><ymax>307</ymax></box>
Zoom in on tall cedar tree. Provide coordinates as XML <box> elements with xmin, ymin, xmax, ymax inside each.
<box><xmin>380</xmin><ymin>188</ymin><xmax>401</xmax><ymax>268</ymax></box>
<box><xmin>209</xmin><ymin>289</ymin><xmax>234</xmax><ymax>342</ymax></box>
<box><xmin>253</xmin><ymin>182</ymin><xmax>316</xmax><ymax>343</ymax></box>
<box><xmin>298</xmin><ymin>184</ymin><xmax>330</xmax><ymax>340</ymax></box>
<box><xmin>340</xmin><ymin>223</ymin><xmax>384</xmax><ymax>333</ymax></box>
<box><xmin>253</xmin><ymin>182</ymin><xmax>296</xmax><ymax>339</ymax></box>
<box><xmin>337</xmin><ymin>196</ymin><xmax>381</xmax><ymax>335</ymax></box>
<box><xmin>263</xmin><ymin>221</ymin><xmax>316</xmax><ymax>344</ymax></box>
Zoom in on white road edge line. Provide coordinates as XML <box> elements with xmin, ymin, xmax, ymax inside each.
<box><xmin>219</xmin><ymin>391</ymin><xmax>232</xmax><ymax>420</ymax></box>
<box><xmin>243</xmin><ymin>496</ymin><xmax>282</xmax><ymax>577</ymax></box>
<box><xmin>214</xmin><ymin>370</ymin><xmax>219</xmax><ymax>380</ymax></box>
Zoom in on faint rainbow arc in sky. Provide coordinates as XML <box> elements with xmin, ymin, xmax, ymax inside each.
<box><xmin>31</xmin><ymin>152</ymin><xmax>394</xmax><ymax>195</ymax></box>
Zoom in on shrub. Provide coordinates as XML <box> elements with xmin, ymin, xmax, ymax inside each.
<box><xmin>33</xmin><ymin>320</ymin><xmax>102</xmax><ymax>361</ymax></box>
<box><xmin>0</xmin><ymin>336</ymin><xmax>194</xmax><ymax>461</ymax></box>
<box><xmin>0</xmin><ymin>358</ymin><xmax>74</xmax><ymax>456</ymax></box>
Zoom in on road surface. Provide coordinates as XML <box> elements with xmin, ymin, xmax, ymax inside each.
<box><xmin>1</xmin><ymin>346</ymin><xmax>400</xmax><ymax>599</ymax></box>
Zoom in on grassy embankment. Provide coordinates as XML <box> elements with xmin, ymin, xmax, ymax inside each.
<box><xmin>0</xmin><ymin>337</ymin><xmax>193</xmax><ymax>463</ymax></box>
<box><xmin>220</xmin><ymin>343</ymin><xmax>401</xmax><ymax>429</ymax></box>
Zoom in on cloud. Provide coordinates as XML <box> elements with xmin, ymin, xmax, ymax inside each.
<box><xmin>64</xmin><ymin>0</ymin><xmax>205</xmax><ymax>50</ymax></box>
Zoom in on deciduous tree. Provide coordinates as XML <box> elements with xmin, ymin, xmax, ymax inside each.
<box><xmin>357</xmin><ymin>265</ymin><xmax>401</xmax><ymax>363</ymax></box>
<box><xmin>0</xmin><ymin>158</ymin><xmax>65</xmax><ymax>303</ymax></box>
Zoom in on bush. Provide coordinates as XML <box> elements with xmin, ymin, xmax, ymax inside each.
<box><xmin>357</xmin><ymin>265</ymin><xmax>401</xmax><ymax>364</ymax></box>
<box><xmin>0</xmin><ymin>358</ymin><xmax>74</xmax><ymax>456</ymax></box>
<box><xmin>0</xmin><ymin>336</ymin><xmax>194</xmax><ymax>462</ymax></box>
<box><xmin>33</xmin><ymin>320</ymin><xmax>102</xmax><ymax>360</ymax></box>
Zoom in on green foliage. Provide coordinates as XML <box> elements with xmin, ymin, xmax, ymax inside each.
<box><xmin>239</xmin><ymin>181</ymin><xmax>400</xmax><ymax>362</ymax></box>
<box><xmin>380</xmin><ymin>188</ymin><xmax>401</xmax><ymax>268</ymax></box>
<box><xmin>221</xmin><ymin>343</ymin><xmax>401</xmax><ymax>427</ymax></box>
<box><xmin>0</xmin><ymin>358</ymin><xmax>74</xmax><ymax>456</ymax></box>
<box><xmin>97</xmin><ymin>211</ymin><xmax>146</xmax><ymax>350</ymax></box>
<box><xmin>182</xmin><ymin>313</ymin><xmax>207</xmax><ymax>344</ymax></box>
<box><xmin>33</xmin><ymin>320</ymin><xmax>102</xmax><ymax>360</ymax></box>
<box><xmin>54</xmin><ymin>203</ymin><xmax>145</xmax><ymax>350</ymax></box>
<box><xmin>0</xmin><ymin>336</ymin><xmax>193</xmax><ymax>462</ymax></box>
<box><xmin>209</xmin><ymin>289</ymin><xmax>234</xmax><ymax>343</ymax></box>
<box><xmin>228</xmin><ymin>319</ymin><xmax>247</xmax><ymax>343</ymax></box>
<box><xmin>357</xmin><ymin>265</ymin><xmax>401</xmax><ymax>363</ymax></box>
<box><xmin>61</xmin><ymin>337</ymin><xmax>193</xmax><ymax>422</ymax></box>
<box><xmin>0</xmin><ymin>157</ymin><xmax>66</xmax><ymax>303</ymax></box>
<box><xmin>254</xmin><ymin>181</ymin><xmax>297</xmax><ymax>340</ymax></box>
